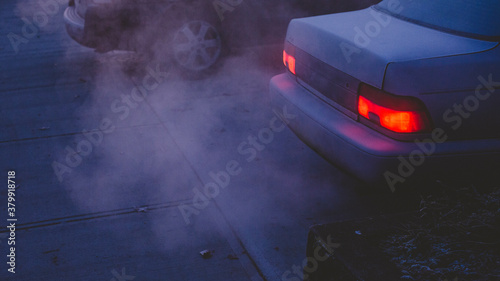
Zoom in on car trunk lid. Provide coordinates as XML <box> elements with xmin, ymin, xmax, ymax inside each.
<box><xmin>285</xmin><ymin>7</ymin><xmax>497</xmax><ymax>112</ymax></box>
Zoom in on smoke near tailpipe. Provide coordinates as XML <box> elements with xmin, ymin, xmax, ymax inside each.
<box><xmin>37</xmin><ymin>0</ymin><xmax>380</xmax><ymax>269</ymax></box>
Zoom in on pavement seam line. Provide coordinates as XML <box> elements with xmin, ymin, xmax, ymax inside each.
<box><xmin>137</xmin><ymin>79</ymin><xmax>268</xmax><ymax>281</ymax></box>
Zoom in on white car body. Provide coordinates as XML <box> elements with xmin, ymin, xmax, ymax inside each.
<box><xmin>270</xmin><ymin>0</ymin><xmax>500</xmax><ymax>190</ymax></box>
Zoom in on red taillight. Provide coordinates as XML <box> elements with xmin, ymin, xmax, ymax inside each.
<box><xmin>283</xmin><ymin>50</ymin><xmax>296</xmax><ymax>75</ymax></box>
<box><xmin>357</xmin><ymin>84</ymin><xmax>431</xmax><ymax>133</ymax></box>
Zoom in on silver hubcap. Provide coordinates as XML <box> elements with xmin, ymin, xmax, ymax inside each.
<box><xmin>172</xmin><ymin>20</ymin><xmax>222</xmax><ymax>71</ymax></box>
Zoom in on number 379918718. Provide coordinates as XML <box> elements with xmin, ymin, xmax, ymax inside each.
<box><xmin>8</xmin><ymin>171</ymin><xmax>16</xmax><ymax>216</ymax></box>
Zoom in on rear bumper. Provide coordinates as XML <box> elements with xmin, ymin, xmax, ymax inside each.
<box><xmin>269</xmin><ymin>73</ymin><xmax>500</xmax><ymax>189</ymax></box>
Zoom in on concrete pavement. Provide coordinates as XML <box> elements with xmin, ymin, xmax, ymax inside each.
<box><xmin>0</xmin><ymin>1</ymin><xmax>379</xmax><ymax>280</ymax></box>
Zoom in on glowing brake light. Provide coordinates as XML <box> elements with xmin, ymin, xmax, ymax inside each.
<box><xmin>357</xmin><ymin>83</ymin><xmax>431</xmax><ymax>133</ymax></box>
<box><xmin>283</xmin><ymin>50</ymin><xmax>296</xmax><ymax>75</ymax></box>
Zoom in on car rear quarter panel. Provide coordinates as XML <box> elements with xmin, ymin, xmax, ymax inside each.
<box><xmin>383</xmin><ymin>44</ymin><xmax>500</xmax><ymax>140</ymax></box>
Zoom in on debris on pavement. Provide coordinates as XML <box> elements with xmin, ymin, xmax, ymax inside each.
<box><xmin>200</xmin><ymin>249</ymin><xmax>213</xmax><ymax>259</ymax></box>
<box><xmin>134</xmin><ymin>206</ymin><xmax>148</xmax><ymax>213</ymax></box>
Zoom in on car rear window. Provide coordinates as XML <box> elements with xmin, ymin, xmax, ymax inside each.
<box><xmin>375</xmin><ymin>0</ymin><xmax>500</xmax><ymax>41</ymax></box>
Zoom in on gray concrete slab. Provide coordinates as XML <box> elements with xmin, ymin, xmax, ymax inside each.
<box><xmin>3</xmin><ymin>203</ymin><xmax>256</xmax><ymax>281</ymax></box>
<box><xmin>1</xmin><ymin>2</ymin><xmax>264</xmax><ymax>279</ymax></box>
